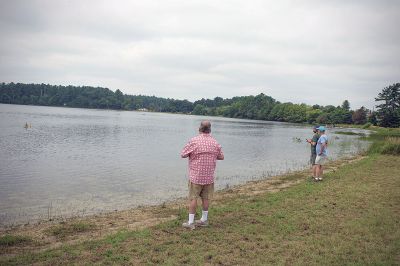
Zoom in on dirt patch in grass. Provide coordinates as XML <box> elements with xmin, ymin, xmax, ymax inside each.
<box><xmin>0</xmin><ymin>155</ymin><xmax>366</xmax><ymax>259</ymax></box>
<box><xmin>45</xmin><ymin>222</ymin><xmax>95</xmax><ymax>239</ymax></box>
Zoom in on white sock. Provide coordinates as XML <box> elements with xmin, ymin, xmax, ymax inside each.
<box><xmin>188</xmin><ymin>213</ymin><xmax>195</xmax><ymax>224</ymax></box>
<box><xmin>201</xmin><ymin>211</ymin><xmax>208</xmax><ymax>222</ymax></box>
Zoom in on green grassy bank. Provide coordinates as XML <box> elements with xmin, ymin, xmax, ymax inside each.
<box><xmin>1</xmin><ymin>130</ymin><xmax>399</xmax><ymax>265</ymax></box>
<box><xmin>367</xmin><ymin>127</ymin><xmax>400</xmax><ymax>156</ymax></box>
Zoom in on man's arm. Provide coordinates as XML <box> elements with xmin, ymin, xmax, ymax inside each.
<box><xmin>319</xmin><ymin>143</ymin><xmax>326</xmax><ymax>155</ymax></box>
<box><xmin>308</xmin><ymin>135</ymin><xmax>318</xmax><ymax>146</ymax></box>
<box><xmin>181</xmin><ymin>141</ymin><xmax>194</xmax><ymax>158</ymax></box>
<box><xmin>217</xmin><ymin>146</ymin><xmax>224</xmax><ymax>160</ymax></box>
<box><xmin>309</xmin><ymin>140</ymin><xmax>317</xmax><ymax>146</ymax></box>
<box><xmin>318</xmin><ymin>137</ymin><xmax>327</xmax><ymax>155</ymax></box>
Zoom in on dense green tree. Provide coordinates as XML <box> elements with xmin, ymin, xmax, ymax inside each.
<box><xmin>306</xmin><ymin>108</ymin><xmax>323</xmax><ymax>124</ymax></box>
<box><xmin>341</xmin><ymin>100</ymin><xmax>350</xmax><ymax>111</ymax></box>
<box><xmin>329</xmin><ymin>108</ymin><xmax>353</xmax><ymax>124</ymax></box>
<box><xmin>192</xmin><ymin>104</ymin><xmax>208</xmax><ymax>115</ymax></box>
<box><xmin>352</xmin><ymin>106</ymin><xmax>368</xmax><ymax>125</ymax></box>
<box><xmin>0</xmin><ymin>83</ymin><xmax>194</xmax><ymax>113</ymax></box>
<box><xmin>375</xmin><ymin>83</ymin><xmax>400</xmax><ymax>127</ymax></box>
<box><xmin>368</xmin><ymin>111</ymin><xmax>378</xmax><ymax>126</ymax></box>
<box><xmin>1</xmin><ymin>82</ymin><xmax>380</xmax><ymax>126</ymax></box>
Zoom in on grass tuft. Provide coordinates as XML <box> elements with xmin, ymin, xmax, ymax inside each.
<box><xmin>45</xmin><ymin>222</ymin><xmax>95</xmax><ymax>238</ymax></box>
<box><xmin>0</xmin><ymin>234</ymin><xmax>31</xmax><ymax>247</ymax></box>
<box><xmin>380</xmin><ymin>137</ymin><xmax>400</xmax><ymax>155</ymax></box>
<box><xmin>367</xmin><ymin>128</ymin><xmax>400</xmax><ymax>155</ymax></box>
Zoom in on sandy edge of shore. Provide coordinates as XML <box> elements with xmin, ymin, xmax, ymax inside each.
<box><xmin>0</xmin><ymin>155</ymin><xmax>364</xmax><ymax>256</ymax></box>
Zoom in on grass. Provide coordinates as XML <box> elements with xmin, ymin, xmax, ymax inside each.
<box><xmin>369</xmin><ymin>127</ymin><xmax>400</xmax><ymax>139</ymax></box>
<box><xmin>367</xmin><ymin>127</ymin><xmax>400</xmax><ymax>155</ymax></box>
<box><xmin>0</xmin><ymin>235</ymin><xmax>31</xmax><ymax>247</ymax></box>
<box><xmin>383</xmin><ymin>137</ymin><xmax>400</xmax><ymax>154</ymax></box>
<box><xmin>45</xmin><ymin>222</ymin><xmax>95</xmax><ymax>239</ymax></box>
<box><xmin>1</xmin><ymin>153</ymin><xmax>399</xmax><ymax>265</ymax></box>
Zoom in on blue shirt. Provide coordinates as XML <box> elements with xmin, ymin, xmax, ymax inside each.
<box><xmin>316</xmin><ymin>134</ymin><xmax>328</xmax><ymax>156</ymax></box>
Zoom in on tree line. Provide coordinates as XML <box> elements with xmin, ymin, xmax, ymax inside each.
<box><xmin>1</xmin><ymin>82</ymin><xmax>399</xmax><ymax>127</ymax></box>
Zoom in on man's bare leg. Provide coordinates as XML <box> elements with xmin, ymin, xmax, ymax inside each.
<box><xmin>182</xmin><ymin>198</ymin><xmax>197</xmax><ymax>228</ymax></box>
<box><xmin>320</xmin><ymin>165</ymin><xmax>323</xmax><ymax>179</ymax></box>
<box><xmin>312</xmin><ymin>165</ymin><xmax>317</xmax><ymax>178</ymax></box>
<box><xmin>189</xmin><ymin>198</ymin><xmax>197</xmax><ymax>214</ymax></box>
<box><xmin>316</xmin><ymin>165</ymin><xmax>323</xmax><ymax>180</ymax></box>
<box><xmin>312</xmin><ymin>165</ymin><xmax>319</xmax><ymax>179</ymax></box>
<box><xmin>200</xmin><ymin>198</ymin><xmax>209</xmax><ymax>223</ymax></box>
<box><xmin>201</xmin><ymin>198</ymin><xmax>209</xmax><ymax>211</ymax></box>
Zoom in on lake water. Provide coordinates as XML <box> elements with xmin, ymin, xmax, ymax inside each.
<box><xmin>0</xmin><ymin>104</ymin><xmax>370</xmax><ymax>226</ymax></box>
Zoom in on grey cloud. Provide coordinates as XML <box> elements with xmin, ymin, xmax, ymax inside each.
<box><xmin>0</xmin><ymin>0</ymin><xmax>399</xmax><ymax>110</ymax></box>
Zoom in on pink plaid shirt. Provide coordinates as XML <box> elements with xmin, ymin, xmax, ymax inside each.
<box><xmin>181</xmin><ymin>133</ymin><xmax>224</xmax><ymax>185</ymax></box>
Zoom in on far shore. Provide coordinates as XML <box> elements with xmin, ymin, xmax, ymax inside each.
<box><xmin>0</xmin><ymin>102</ymin><xmax>373</xmax><ymax>128</ymax></box>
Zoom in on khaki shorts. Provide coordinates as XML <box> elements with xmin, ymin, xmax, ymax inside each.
<box><xmin>315</xmin><ymin>155</ymin><xmax>328</xmax><ymax>165</ymax></box>
<box><xmin>188</xmin><ymin>181</ymin><xmax>214</xmax><ymax>200</ymax></box>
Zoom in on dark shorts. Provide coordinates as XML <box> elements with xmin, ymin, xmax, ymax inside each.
<box><xmin>188</xmin><ymin>181</ymin><xmax>214</xmax><ymax>200</ymax></box>
<box><xmin>310</xmin><ymin>154</ymin><xmax>317</xmax><ymax>165</ymax></box>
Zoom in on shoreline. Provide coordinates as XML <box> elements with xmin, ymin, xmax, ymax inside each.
<box><xmin>0</xmin><ymin>155</ymin><xmax>364</xmax><ymax>256</ymax></box>
<box><xmin>0</xmin><ymin>152</ymin><xmax>361</xmax><ymax>229</ymax></box>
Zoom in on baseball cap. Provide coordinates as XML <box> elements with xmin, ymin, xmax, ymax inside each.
<box><xmin>317</xmin><ymin>126</ymin><xmax>326</xmax><ymax>131</ymax></box>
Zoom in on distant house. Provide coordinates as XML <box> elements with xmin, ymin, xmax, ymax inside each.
<box><xmin>137</xmin><ymin>108</ymin><xmax>148</xmax><ymax>112</ymax></box>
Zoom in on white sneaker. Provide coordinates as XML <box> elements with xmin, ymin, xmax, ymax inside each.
<box><xmin>182</xmin><ymin>222</ymin><xmax>195</xmax><ymax>230</ymax></box>
<box><xmin>195</xmin><ymin>219</ymin><xmax>209</xmax><ymax>227</ymax></box>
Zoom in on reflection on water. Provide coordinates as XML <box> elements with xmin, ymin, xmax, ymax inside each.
<box><xmin>0</xmin><ymin>104</ymin><xmax>370</xmax><ymax>225</ymax></box>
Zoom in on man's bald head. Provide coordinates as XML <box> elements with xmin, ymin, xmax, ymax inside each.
<box><xmin>199</xmin><ymin>121</ymin><xmax>211</xmax><ymax>133</ymax></box>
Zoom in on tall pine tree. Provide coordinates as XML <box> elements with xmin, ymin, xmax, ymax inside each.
<box><xmin>375</xmin><ymin>83</ymin><xmax>400</xmax><ymax>127</ymax></box>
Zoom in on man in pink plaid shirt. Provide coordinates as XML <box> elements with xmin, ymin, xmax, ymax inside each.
<box><xmin>181</xmin><ymin>120</ymin><xmax>224</xmax><ymax>229</ymax></box>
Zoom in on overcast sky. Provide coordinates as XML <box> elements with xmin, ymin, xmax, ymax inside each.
<box><xmin>1</xmin><ymin>0</ymin><xmax>399</xmax><ymax>110</ymax></box>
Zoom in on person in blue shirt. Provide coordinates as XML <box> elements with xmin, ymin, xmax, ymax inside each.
<box><xmin>314</xmin><ymin>126</ymin><xmax>328</xmax><ymax>181</ymax></box>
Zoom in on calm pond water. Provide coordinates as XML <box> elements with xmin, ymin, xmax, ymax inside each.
<box><xmin>0</xmin><ymin>104</ymin><xmax>370</xmax><ymax>225</ymax></box>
